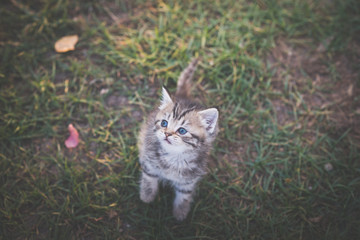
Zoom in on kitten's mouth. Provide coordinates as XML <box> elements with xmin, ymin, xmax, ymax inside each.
<box><xmin>164</xmin><ymin>138</ymin><xmax>172</xmax><ymax>144</ymax></box>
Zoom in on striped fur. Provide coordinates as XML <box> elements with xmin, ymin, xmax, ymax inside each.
<box><xmin>138</xmin><ymin>59</ymin><xmax>219</xmax><ymax>221</ymax></box>
<box><xmin>175</xmin><ymin>58</ymin><xmax>199</xmax><ymax>98</ymax></box>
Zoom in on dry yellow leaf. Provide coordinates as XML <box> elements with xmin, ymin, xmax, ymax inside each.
<box><xmin>285</xmin><ymin>178</ymin><xmax>292</xmax><ymax>183</ymax></box>
<box><xmin>54</xmin><ymin>35</ymin><xmax>79</xmax><ymax>53</ymax></box>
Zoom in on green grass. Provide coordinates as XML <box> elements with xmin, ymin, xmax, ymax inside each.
<box><xmin>1</xmin><ymin>0</ymin><xmax>360</xmax><ymax>239</ymax></box>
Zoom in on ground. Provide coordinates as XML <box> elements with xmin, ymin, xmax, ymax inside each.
<box><xmin>1</xmin><ymin>0</ymin><xmax>359</xmax><ymax>239</ymax></box>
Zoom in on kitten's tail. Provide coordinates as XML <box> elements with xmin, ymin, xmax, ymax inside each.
<box><xmin>175</xmin><ymin>58</ymin><xmax>199</xmax><ymax>98</ymax></box>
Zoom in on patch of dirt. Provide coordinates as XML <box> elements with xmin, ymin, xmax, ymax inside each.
<box><xmin>271</xmin><ymin>99</ymin><xmax>294</xmax><ymax>126</ymax></box>
<box><xmin>267</xmin><ymin>38</ymin><xmax>360</xmax><ymax>142</ymax></box>
<box><xmin>106</xmin><ymin>94</ymin><xmax>129</xmax><ymax>108</ymax></box>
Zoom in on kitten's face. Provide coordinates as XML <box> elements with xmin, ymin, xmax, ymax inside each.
<box><xmin>153</xmin><ymin>88</ymin><xmax>218</xmax><ymax>153</ymax></box>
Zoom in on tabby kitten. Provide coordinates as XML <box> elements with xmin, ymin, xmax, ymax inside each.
<box><xmin>138</xmin><ymin>59</ymin><xmax>219</xmax><ymax>221</ymax></box>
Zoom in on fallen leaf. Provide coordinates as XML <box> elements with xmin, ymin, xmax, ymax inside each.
<box><xmin>65</xmin><ymin>124</ymin><xmax>79</xmax><ymax>148</ymax></box>
<box><xmin>256</xmin><ymin>0</ymin><xmax>267</xmax><ymax>10</ymax></box>
<box><xmin>93</xmin><ymin>217</ymin><xmax>103</xmax><ymax>222</ymax></box>
<box><xmin>105</xmin><ymin>77</ymin><xmax>114</xmax><ymax>85</ymax></box>
<box><xmin>100</xmin><ymin>88</ymin><xmax>109</xmax><ymax>95</ymax></box>
<box><xmin>347</xmin><ymin>84</ymin><xmax>353</xmax><ymax>96</ymax></box>
<box><xmin>64</xmin><ymin>79</ymin><xmax>69</xmax><ymax>93</ymax></box>
<box><xmin>55</xmin><ymin>35</ymin><xmax>79</xmax><ymax>53</ymax></box>
<box><xmin>309</xmin><ymin>216</ymin><xmax>323</xmax><ymax>223</ymax></box>
<box><xmin>108</xmin><ymin>209</ymin><xmax>118</xmax><ymax>219</ymax></box>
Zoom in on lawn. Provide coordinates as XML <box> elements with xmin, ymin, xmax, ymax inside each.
<box><xmin>1</xmin><ymin>0</ymin><xmax>360</xmax><ymax>239</ymax></box>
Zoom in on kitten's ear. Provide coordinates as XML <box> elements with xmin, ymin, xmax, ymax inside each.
<box><xmin>159</xmin><ymin>87</ymin><xmax>173</xmax><ymax>110</ymax></box>
<box><xmin>198</xmin><ymin>108</ymin><xmax>218</xmax><ymax>134</ymax></box>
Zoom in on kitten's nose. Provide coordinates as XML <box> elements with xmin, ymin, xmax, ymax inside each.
<box><xmin>165</xmin><ymin>132</ymin><xmax>172</xmax><ymax>137</ymax></box>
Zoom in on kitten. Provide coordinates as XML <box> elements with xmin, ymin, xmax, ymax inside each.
<box><xmin>138</xmin><ymin>59</ymin><xmax>219</xmax><ymax>221</ymax></box>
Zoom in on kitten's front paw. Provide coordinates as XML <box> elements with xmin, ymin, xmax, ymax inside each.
<box><xmin>173</xmin><ymin>200</ymin><xmax>191</xmax><ymax>221</ymax></box>
<box><xmin>140</xmin><ymin>179</ymin><xmax>158</xmax><ymax>203</ymax></box>
<box><xmin>140</xmin><ymin>187</ymin><xmax>157</xmax><ymax>203</ymax></box>
<box><xmin>139</xmin><ymin>172</ymin><xmax>159</xmax><ymax>203</ymax></box>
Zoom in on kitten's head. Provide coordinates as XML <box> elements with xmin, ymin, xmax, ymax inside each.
<box><xmin>154</xmin><ymin>87</ymin><xmax>218</xmax><ymax>153</ymax></box>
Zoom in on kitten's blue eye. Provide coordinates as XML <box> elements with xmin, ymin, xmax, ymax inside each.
<box><xmin>161</xmin><ymin>120</ymin><xmax>168</xmax><ymax>127</ymax></box>
<box><xmin>177</xmin><ymin>127</ymin><xmax>187</xmax><ymax>135</ymax></box>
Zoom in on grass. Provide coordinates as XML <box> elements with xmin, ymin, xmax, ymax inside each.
<box><xmin>1</xmin><ymin>0</ymin><xmax>360</xmax><ymax>239</ymax></box>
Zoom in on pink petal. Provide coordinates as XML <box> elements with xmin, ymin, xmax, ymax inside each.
<box><xmin>65</xmin><ymin>124</ymin><xmax>79</xmax><ymax>148</ymax></box>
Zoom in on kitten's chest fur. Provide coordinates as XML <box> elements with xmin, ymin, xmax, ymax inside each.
<box><xmin>143</xmin><ymin>129</ymin><xmax>206</xmax><ymax>182</ymax></box>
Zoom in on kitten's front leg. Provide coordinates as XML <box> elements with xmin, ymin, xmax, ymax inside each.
<box><xmin>140</xmin><ymin>170</ymin><xmax>159</xmax><ymax>203</ymax></box>
<box><xmin>173</xmin><ymin>181</ymin><xmax>197</xmax><ymax>221</ymax></box>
